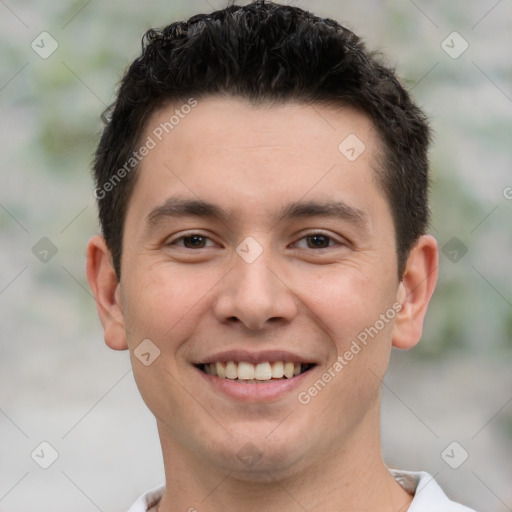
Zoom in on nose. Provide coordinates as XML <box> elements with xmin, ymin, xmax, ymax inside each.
<box><xmin>212</xmin><ymin>244</ymin><xmax>298</xmax><ymax>332</ymax></box>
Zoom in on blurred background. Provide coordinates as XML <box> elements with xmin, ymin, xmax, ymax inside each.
<box><xmin>1</xmin><ymin>1</ymin><xmax>511</xmax><ymax>511</ymax></box>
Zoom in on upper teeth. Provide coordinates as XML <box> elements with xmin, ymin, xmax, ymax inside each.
<box><xmin>203</xmin><ymin>361</ymin><xmax>303</xmax><ymax>380</ymax></box>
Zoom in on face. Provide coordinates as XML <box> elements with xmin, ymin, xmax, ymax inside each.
<box><xmin>92</xmin><ymin>97</ymin><xmax>430</xmax><ymax>480</ymax></box>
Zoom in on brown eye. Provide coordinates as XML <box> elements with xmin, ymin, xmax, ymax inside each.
<box><xmin>169</xmin><ymin>234</ymin><xmax>213</xmax><ymax>249</ymax></box>
<box><xmin>305</xmin><ymin>234</ymin><xmax>332</xmax><ymax>249</ymax></box>
<box><xmin>291</xmin><ymin>232</ymin><xmax>344</xmax><ymax>250</ymax></box>
<box><xmin>182</xmin><ymin>235</ymin><xmax>207</xmax><ymax>248</ymax></box>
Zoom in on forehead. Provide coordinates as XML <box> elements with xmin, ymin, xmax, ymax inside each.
<box><xmin>127</xmin><ymin>96</ymin><xmax>386</xmax><ymax>226</ymax></box>
<box><xmin>144</xmin><ymin>96</ymin><xmax>379</xmax><ymax>157</ymax></box>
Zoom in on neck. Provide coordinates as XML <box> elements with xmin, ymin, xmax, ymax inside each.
<box><xmin>155</xmin><ymin>406</ymin><xmax>412</xmax><ymax>512</ymax></box>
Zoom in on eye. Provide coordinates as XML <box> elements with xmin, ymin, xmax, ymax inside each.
<box><xmin>168</xmin><ymin>234</ymin><xmax>216</xmax><ymax>249</ymax></box>
<box><xmin>293</xmin><ymin>233</ymin><xmax>341</xmax><ymax>249</ymax></box>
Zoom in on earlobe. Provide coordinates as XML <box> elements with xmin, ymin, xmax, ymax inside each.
<box><xmin>86</xmin><ymin>235</ymin><xmax>128</xmax><ymax>351</ymax></box>
<box><xmin>392</xmin><ymin>235</ymin><xmax>439</xmax><ymax>350</ymax></box>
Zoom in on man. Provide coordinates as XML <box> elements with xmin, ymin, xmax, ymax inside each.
<box><xmin>86</xmin><ymin>2</ymin><xmax>477</xmax><ymax>510</ymax></box>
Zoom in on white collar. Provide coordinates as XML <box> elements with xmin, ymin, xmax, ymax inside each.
<box><xmin>127</xmin><ymin>470</ymin><xmax>477</xmax><ymax>512</ymax></box>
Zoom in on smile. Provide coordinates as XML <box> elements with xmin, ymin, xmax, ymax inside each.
<box><xmin>198</xmin><ymin>361</ymin><xmax>315</xmax><ymax>383</ymax></box>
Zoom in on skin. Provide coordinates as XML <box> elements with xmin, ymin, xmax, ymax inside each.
<box><xmin>87</xmin><ymin>97</ymin><xmax>438</xmax><ymax>512</ymax></box>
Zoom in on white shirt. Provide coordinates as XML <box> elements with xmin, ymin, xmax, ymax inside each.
<box><xmin>127</xmin><ymin>470</ymin><xmax>477</xmax><ymax>512</ymax></box>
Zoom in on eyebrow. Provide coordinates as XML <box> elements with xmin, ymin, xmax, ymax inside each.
<box><xmin>146</xmin><ymin>198</ymin><xmax>230</xmax><ymax>226</ymax></box>
<box><xmin>145</xmin><ymin>197</ymin><xmax>368</xmax><ymax>230</ymax></box>
<box><xmin>277</xmin><ymin>200</ymin><xmax>368</xmax><ymax>228</ymax></box>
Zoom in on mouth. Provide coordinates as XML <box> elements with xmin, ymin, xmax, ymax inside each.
<box><xmin>196</xmin><ymin>361</ymin><xmax>316</xmax><ymax>383</ymax></box>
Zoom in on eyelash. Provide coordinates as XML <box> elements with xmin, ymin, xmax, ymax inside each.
<box><xmin>167</xmin><ymin>232</ymin><xmax>343</xmax><ymax>250</ymax></box>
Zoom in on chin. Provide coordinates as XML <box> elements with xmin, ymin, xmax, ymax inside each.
<box><xmin>208</xmin><ymin>427</ymin><xmax>311</xmax><ymax>480</ymax></box>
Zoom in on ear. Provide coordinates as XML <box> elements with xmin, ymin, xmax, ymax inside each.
<box><xmin>392</xmin><ymin>235</ymin><xmax>439</xmax><ymax>350</ymax></box>
<box><xmin>86</xmin><ymin>235</ymin><xmax>128</xmax><ymax>350</ymax></box>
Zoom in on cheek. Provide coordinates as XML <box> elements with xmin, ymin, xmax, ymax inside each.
<box><xmin>121</xmin><ymin>264</ymin><xmax>221</xmax><ymax>349</ymax></box>
<box><xmin>297</xmin><ymin>269</ymin><xmax>397</xmax><ymax>427</ymax></box>
<box><xmin>297</xmin><ymin>267</ymin><xmax>396</xmax><ymax>344</ymax></box>
<box><xmin>120</xmin><ymin>267</ymin><xmax>214</xmax><ymax>429</ymax></box>
<box><xmin>295</xmin><ymin>266</ymin><xmax>398</xmax><ymax>400</ymax></box>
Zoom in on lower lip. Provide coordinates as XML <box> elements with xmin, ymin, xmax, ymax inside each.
<box><xmin>195</xmin><ymin>366</ymin><xmax>315</xmax><ymax>402</ymax></box>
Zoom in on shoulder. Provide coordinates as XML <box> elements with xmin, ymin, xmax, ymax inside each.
<box><xmin>390</xmin><ymin>469</ymin><xmax>478</xmax><ymax>512</ymax></box>
<box><xmin>126</xmin><ymin>485</ymin><xmax>165</xmax><ymax>512</ymax></box>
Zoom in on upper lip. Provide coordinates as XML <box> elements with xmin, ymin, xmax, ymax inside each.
<box><xmin>195</xmin><ymin>349</ymin><xmax>317</xmax><ymax>365</ymax></box>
